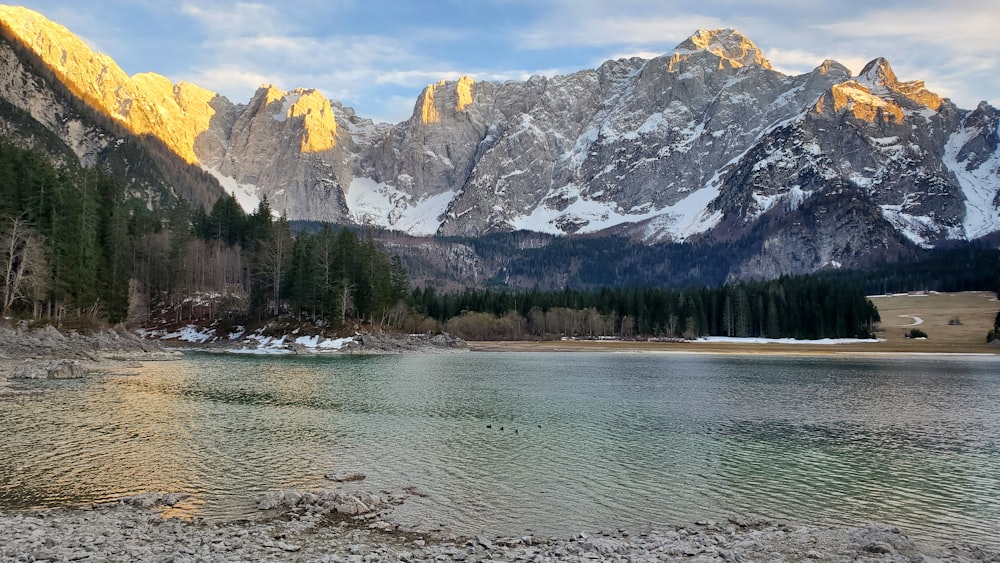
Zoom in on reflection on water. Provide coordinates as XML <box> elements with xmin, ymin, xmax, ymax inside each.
<box><xmin>0</xmin><ymin>352</ymin><xmax>998</xmax><ymax>548</ymax></box>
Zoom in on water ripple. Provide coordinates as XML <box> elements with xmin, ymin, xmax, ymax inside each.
<box><xmin>1</xmin><ymin>352</ymin><xmax>998</xmax><ymax>547</ymax></box>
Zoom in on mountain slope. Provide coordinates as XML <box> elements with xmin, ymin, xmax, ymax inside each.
<box><xmin>0</xmin><ymin>5</ymin><xmax>997</xmax><ymax>284</ymax></box>
<box><xmin>0</xmin><ymin>11</ymin><xmax>224</xmax><ymax>207</ymax></box>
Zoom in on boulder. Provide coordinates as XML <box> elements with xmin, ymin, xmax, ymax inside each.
<box><xmin>11</xmin><ymin>360</ymin><xmax>85</xmax><ymax>379</ymax></box>
<box><xmin>119</xmin><ymin>492</ymin><xmax>190</xmax><ymax>508</ymax></box>
<box><xmin>324</xmin><ymin>472</ymin><xmax>366</xmax><ymax>482</ymax></box>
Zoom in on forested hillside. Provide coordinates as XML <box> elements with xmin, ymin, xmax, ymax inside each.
<box><xmin>0</xmin><ymin>142</ymin><xmax>408</xmax><ymax>328</ymax></box>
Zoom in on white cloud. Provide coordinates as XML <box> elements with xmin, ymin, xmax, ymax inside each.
<box><xmin>817</xmin><ymin>4</ymin><xmax>996</xmax><ymax>53</ymax></box>
<box><xmin>519</xmin><ymin>14</ymin><xmax>723</xmax><ymax>49</ymax></box>
<box><xmin>180</xmin><ymin>66</ymin><xmax>275</xmax><ymax>102</ymax></box>
<box><xmin>180</xmin><ymin>2</ymin><xmax>287</xmax><ymax>35</ymax></box>
<box><xmin>24</xmin><ymin>0</ymin><xmax>997</xmax><ymax>120</ymax></box>
<box><xmin>611</xmin><ymin>50</ymin><xmax>661</xmax><ymax>59</ymax></box>
<box><xmin>764</xmin><ymin>48</ymin><xmax>869</xmax><ymax>78</ymax></box>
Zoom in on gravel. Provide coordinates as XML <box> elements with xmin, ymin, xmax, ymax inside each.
<box><xmin>1</xmin><ymin>491</ymin><xmax>997</xmax><ymax>562</ymax></box>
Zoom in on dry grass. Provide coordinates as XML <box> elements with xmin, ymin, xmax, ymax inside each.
<box><xmin>866</xmin><ymin>291</ymin><xmax>999</xmax><ymax>352</ymax></box>
<box><xmin>469</xmin><ymin>291</ymin><xmax>1000</xmax><ymax>356</ymax></box>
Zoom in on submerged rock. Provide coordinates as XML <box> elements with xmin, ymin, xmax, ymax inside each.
<box><xmin>118</xmin><ymin>492</ymin><xmax>191</xmax><ymax>508</ymax></box>
<box><xmin>325</xmin><ymin>472</ymin><xmax>367</xmax><ymax>482</ymax></box>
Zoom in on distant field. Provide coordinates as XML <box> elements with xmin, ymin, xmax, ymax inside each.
<box><xmin>866</xmin><ymin>291</ymin><xmax>999</xmax><ymax>352</ymax></box>
<box><xmin>470</xmin><ymin>291</ymin><xmax>1000</xmax><ymax>356</ymax></box>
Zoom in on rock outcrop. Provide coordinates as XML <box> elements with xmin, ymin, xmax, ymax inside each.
<box><xmin>0</xmin><ymin>325</ymin><xmax>178</xmax><ymax>391</ymax></box>
<box><xmin>0</xmin><ymin>325</ymin><xmax>168</xmax><ymax>361</ymax></box>
<box><xmin>342</xmin><ymin>332</ymin><xmax>467</xmax><ymax>354</ymax></box>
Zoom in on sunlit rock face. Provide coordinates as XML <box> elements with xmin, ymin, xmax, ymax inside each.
<box><xmin>0</xmin><ymin>5</ymin><xmax>227</xmax><ymax>165</ymax></box>
<box><xmin>0</xmin><ymin>30</ymin><xmax>111</xmax><ymax>166</ymax></box>
<box><xmin>0</xmin><ymin>15</ymin><xmax>196</xmax><ymax>206</ymax></box>
<box><xmin>1</xmin><ymin>7</ymin><xmax>999</xmax><ymax>279</ymax></box>
<box><xmin>214</xmin><ymin>85</ymin><xmax>368</xmax><ymax>222</ymax></box>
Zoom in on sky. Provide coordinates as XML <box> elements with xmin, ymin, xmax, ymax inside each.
<box><xmin>10</xmin><ymin>0</ymin><xmax>1000</xmax><ymax>123</ymax></box>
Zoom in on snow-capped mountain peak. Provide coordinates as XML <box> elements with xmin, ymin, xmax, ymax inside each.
<box><xmin>675</xmin><ymin>28</ymin><xmax>773</xmax><ymax>70</ymax></box>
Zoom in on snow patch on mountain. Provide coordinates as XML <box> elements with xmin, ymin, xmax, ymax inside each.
<box><xmin>203</xmin><ymin>166</ymin><xmax>261</xmax><ymax>212</ymax></box>
<box><xmin>511</xmin><ymin>184</ymin><xmax>654</xmax><ymax>234</ymax></box>
<box><xmin>751</xmin><ymin>185</ymin><xmax>812</xmax><ymax>220</ymax></box>
<box><xmin>879</xmin><ymin>204</ymin><xmax>938</xmax><ymax>247</ymax></box>
<box><xmin>346</xmin><ymin>177</ymin><xmax>453</xmax><ymax>236</ymax></box>
<box><xmin>944</xmin><ymin>127</ymin><xmax>1000</xmax><ymax>240</ymax></box>
<box><xmin>272</xmin><ymin>93</ymin><xmax>302</xmax><ymax>123</ymax></box>
<box><xmin>641</xmin><ymin>185</ymin><xmax>724</xmax><ymax>242</ymax></box>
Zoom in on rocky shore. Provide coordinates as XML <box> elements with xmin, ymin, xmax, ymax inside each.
<box><xmin>0</xmin><ymin>324</ymin><xmax>180</xmax><ymax>394</ymax></box>
<box><xmin>1</xmin><ymin>489</ymin><xmax>996</xmax><ymax>562</ymax></box>
<box><xmin>159</xmin><ymin>329</ymin><xmax>470</xmax><ymax>355</ymax></box>
<box><xmin>337</xmin><ymin>332</ymin><xmax>467</xmax><ymax>354</ymax></box>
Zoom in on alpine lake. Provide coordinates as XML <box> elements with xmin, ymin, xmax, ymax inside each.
<box><xmin>1</xmin><ymin>351</ymin><xmax>998</xmax><ymax>549</ymax></box>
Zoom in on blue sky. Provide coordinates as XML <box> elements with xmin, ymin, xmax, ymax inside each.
<box><xmin>12</xmin><ymin>0</ymin><xmax>1000</xmax><ymax>123</ymax></box>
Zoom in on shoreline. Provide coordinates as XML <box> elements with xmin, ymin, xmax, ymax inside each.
<box><xmin>466</xmin><ymin>338</ymin><xmax>1000</xmax><ymax>357</ymax></box>
<box><xmin>2</xmin><ymin>496</ymin><xmax>996</xmax><ymax>562</ymax></box>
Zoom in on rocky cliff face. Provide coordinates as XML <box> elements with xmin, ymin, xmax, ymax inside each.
<box><xmin>209</xmin><ymin>86</ymin><xmax>356</xmax><ymax>222</ymax></box>
<box><xmin>0</xmin><ymin>5</ymin><xmax>998</xmax><ymax>281</ymax></box>
<box><xmin>351</xmin><ymin>30</ymin><xmax>999</xmax><ymax>264</ymax></box>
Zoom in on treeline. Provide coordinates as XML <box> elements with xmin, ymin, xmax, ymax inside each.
<box><xmin>817</xmin><ymin>245</ymin><xmax>1000</xmax><ymax>296</ymax></box>
<box><xmin>411</xmin><ymin>276</ymin><xmax>880</xmax><ymax>340</ymax></box>
<box><xmin>0</xmin><ymin>141</ymin><xmax>407</xmax><ymax>327</ymax></box>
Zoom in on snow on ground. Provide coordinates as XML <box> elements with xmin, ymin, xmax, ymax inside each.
<box><xmin>140</xmin><ymin>325</ymin><xmax>356</xmax><ymax>354</ymax></box>
<box><xmin>138</xmin><ymin>325</ymin><xmax>214</xmax><ymax>344</ymax></box>
<box><xmin>897</xmin><ymin>315</ymin><xmax>924</xmax><ymax>327</ymax></box>
<box><xmin>693</xmin><ymin>336</ymin><xmax>883</xmax><ymax>345</ymax></box>
<box><xmin>227</xmin><ymin>333</ymin><xmax>356</xmax><ymax>354</ymax></box>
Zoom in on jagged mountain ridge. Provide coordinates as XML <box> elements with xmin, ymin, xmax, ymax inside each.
<box><xmin>0</xmin><ymin>5</ymin><xmax>998</xmax><ymax>282</ymax></box>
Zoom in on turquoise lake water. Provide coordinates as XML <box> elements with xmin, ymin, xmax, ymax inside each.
<box><xmin>1</xmin><ymin>352</ymin><xmax>998</xmax><ymax>546</ymax></box>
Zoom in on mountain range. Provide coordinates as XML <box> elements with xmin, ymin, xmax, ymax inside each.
<box><xmin>0</xmin><ymin>5</ymin><xmax>997</xmax><ymax>287</ymax></box>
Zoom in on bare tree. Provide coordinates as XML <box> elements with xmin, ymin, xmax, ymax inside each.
<box><xmin>0</xmin><ymin>216</ymin><xmax>48</xmax><ymax>317</ymax></box>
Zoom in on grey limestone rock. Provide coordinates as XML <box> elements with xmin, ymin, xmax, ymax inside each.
<box><xmin>11</xmin><ymin>359</ymin><xmax>84</xmax><ymax>379</ymax></box>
